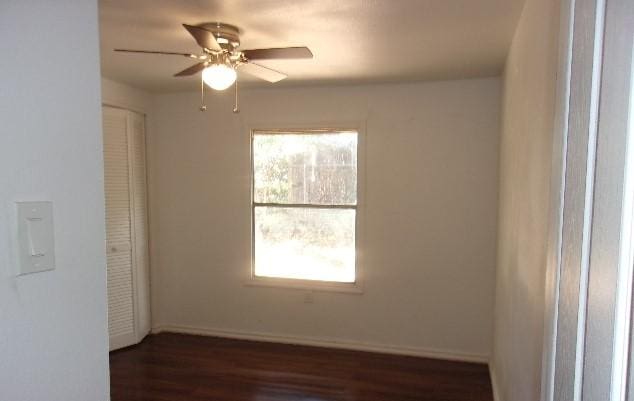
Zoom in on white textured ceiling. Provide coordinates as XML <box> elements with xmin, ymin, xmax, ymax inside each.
<box><xmin>99</xmin><ymin>0</ymin><xmax>526</xmax><ymax>92</ymax></box>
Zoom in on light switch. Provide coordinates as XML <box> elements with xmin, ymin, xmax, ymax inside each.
<box><xmin>16</xmin><ymin>202</ymin><xmax>55</xmax><ymax>275</ymax></box>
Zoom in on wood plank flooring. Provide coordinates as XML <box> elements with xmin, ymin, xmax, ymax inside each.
<box><xmin>110</xmin><ymin>333</ymin><xmax>493</xmax><ymax>401</ymax></box>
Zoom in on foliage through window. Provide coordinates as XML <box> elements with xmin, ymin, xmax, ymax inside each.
<box><xmin>252</xmin><ymin>130</ymin><xmax>358</xmax><ymax>283</ymax></box>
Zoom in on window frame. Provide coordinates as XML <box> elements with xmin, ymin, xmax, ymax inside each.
<box><xmin>247</xmin><ymin>125</ymin><xmax>365</xmax><ymax>294</ymax></box>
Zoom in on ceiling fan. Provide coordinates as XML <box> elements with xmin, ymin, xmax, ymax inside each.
<box><xmin>115</xmin><ymin>22</ymin><xmax>313</xmax><ymax>112</ymax></box>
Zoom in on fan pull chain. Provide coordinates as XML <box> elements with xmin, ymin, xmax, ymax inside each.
<box><xmin>233</xmin><ymin>78</ymin><xmax>239</xmax><ymax>114</ymax></box>
<box><xmin>199</xmin><ymin>74</ymin><xmax>207</xmax><ymax>111</ymax></box>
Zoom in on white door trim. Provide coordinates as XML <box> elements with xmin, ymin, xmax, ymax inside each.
<box><xmin>542</xmin><ymin>0</ymin><xmax>634</xmax><ymax>399</ymax></box>
<box><xmin>582</xmin><ymin>0</ymin><xmax>634</xmax><ymax>399</ymax></box>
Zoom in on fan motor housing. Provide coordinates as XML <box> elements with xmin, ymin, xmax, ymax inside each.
<box><xmin>198</xmin><ymin>22</ymin><xmax>241</xmax><ymax>50</ymax></box>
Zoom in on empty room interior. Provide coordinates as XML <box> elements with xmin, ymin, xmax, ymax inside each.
<box><xmin>3</xmin><ymin>0</ymin><xmax>634</xmax><ymax>400</ymax></box>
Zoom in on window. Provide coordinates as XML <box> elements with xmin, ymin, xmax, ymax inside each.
<box><xmin>251</xmin><ymin>129</ymin><xmax>358</xmax><ymax>285</ymax></box>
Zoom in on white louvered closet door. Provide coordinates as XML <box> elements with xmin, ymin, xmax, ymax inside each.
<box><xmin>102</xmin><ymin>106</ymin><xmax>150</xmax><ymax>351</ymax></box>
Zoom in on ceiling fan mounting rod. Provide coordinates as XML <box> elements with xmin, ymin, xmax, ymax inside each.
<box><xmin>198</xmin><ymin>22</ymin><xmax>241</xmax><ymax>51</ymax></box>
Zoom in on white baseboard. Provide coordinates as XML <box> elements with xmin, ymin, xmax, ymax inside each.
<box><xmin>151</xmin><ymin>324</ymin><xmax>489</xmax><ymax>364</ymax></box>
<box><xmin>490</xmin><ymin>364</ymin><xmax>502</xmax><ymax>401</ymax></box>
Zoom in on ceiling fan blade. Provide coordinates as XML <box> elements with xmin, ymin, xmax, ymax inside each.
<box><xmin>182</xmin><ymin>24</ymin><xmax>222</xmax><ymax>52</ymax></box>
<box><xmin>242</xmin><ymin>47</ymin><xmax>313</xmax><ymax>61</ymax></box>
<box><xmin>114</xmin><ymin>49</ymin><xmax>197</xmax><ymax>58</ymax></box>
<box><xmin>239</xmin><ymin>62</ymin><xmax>287</xmax><ymax>83</ymax></box>
<box><xmin>174</xmin><ymin>62</ymin><xmax>207</xmax><ymax>77</ymax></box>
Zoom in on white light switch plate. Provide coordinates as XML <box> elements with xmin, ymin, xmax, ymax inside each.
<box><xmin>16</xmin><ymin>201</ymin><xmax>55</xmax><ymax>275</ymax></box>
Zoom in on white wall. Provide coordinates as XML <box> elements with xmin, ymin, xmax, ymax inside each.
<box><xmin>491</xmin><ymin>0</ymin><xmax>561</xmax><ymax>399</ymax></box>
<box><xmin>101</xmin><ymin>77</ymin><xmax>153</xmax><ymax>114</ymax></box>
<box><xmin>0</xmin><ymin>2</ymin><xmax>109</xmax><ymax>401</ymax></box>
<box><xmin>149</xmin><ymin>78</ymin><xmax>501</xmax><ymax>361</ymax></box>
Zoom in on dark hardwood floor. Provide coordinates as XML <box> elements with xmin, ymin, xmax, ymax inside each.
<box><xmin>110</xmin><ymin>333</ymin><xmax>493</xmax><ymax>401</ymax></box>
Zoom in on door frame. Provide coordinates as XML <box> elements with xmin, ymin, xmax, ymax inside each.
<box><xmin>542</xmin><ymin>0</ymin><xmax>634</xmax><ymax>399</ymax></box>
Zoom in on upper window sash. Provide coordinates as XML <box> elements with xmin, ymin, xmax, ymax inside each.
<box><xmin>251</xmin><ymin>130</ymin><xmax>359</xmax><ymax>207</ymax></box>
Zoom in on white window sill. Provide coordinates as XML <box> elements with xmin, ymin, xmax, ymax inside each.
<box><xmin>244</xmin><ymin>276</ymin><xmax>364</xmax><ymax>294</ymax></box>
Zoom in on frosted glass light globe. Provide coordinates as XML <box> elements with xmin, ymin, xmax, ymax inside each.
<box><xmin>202</xmin><ymin>64</ymin><xmax>237</xmax><ymax>91</ymax></box>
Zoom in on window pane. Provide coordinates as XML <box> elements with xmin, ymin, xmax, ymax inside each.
<box><xmin>253</xmin><ymin>132</ymin><xmax>357</xmax><ymax>205</ymax></box>
<box><xmin>254</xmin><ymin>206</ymin><xmax>356</xmax><ymax>283</ymax></box>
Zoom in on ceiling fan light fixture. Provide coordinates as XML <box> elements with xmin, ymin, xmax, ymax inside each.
<box><xmin>202</xmin><ymin>64</ymin><xmax>236</xmax><ymax>90</ymax></box>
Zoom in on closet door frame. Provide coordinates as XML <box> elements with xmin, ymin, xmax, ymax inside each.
<box><xmin>127</xmin><ymin>110</ymin><xmax>151</xmax><ymax>342</ymax></box>
<box><xmin>126</xmin><ymin>110</ymin><xmax>141</xmax><ymax>345</ymax></box>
